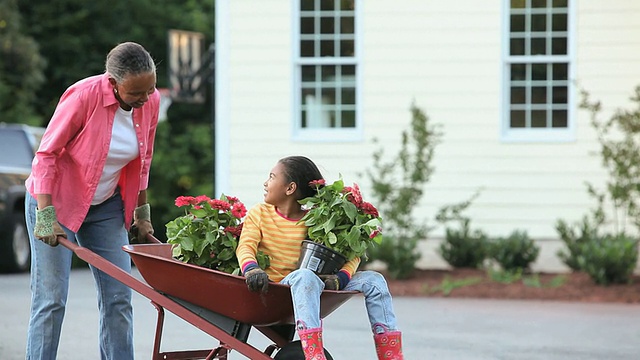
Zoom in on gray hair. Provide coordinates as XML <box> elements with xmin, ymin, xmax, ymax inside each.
<box><xmin>105</xmin><ymin>42</ymin><xmax>156</xmax><ymax>83</ymax></box>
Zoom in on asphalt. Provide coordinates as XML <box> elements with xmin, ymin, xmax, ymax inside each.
<box><xmin>1</xmin><ymin>268</ymin><xmax>639</xmax><ymax>359</ymax></box>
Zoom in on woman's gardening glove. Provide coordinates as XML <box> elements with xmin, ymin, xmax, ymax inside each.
<box><xmin>244</xmin><ymin>264</ymin><xmax>269</xmax><ymax>293</ymax></box>
<box><xmin>133</xmin><ymin>203</ymin><xmax>154</xmax><ymax>243</ymax></box>
<box><xmin>34</xmin><ymin>206</ymin><xmax>67</xmax><ymax>246</ymax></box>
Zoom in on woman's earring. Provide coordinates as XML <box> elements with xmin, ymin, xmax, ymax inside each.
<box><xmin>114</xmin><ymin>88</ymin><xmax>118</xmax><ymax>94</ymax></box>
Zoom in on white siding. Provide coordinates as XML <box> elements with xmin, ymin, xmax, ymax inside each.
<box><xmin>218</xmin><ymin>0</ymin><xmax>640</xmax><ymax>247</ymax></box>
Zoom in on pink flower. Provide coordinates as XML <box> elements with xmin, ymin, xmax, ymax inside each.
<box><xmin>226</xmin><ymin>195</ymin><xmax>238</xmax><ymax>204</ymax></box>
<box><xmin>343</xmin><ymin>183</ymin><xmax>363</xmax><ymax>207</ymax></box>
<box><xmin>195</xmin><ymin>195</ymin><xmax>211</xmax><ymax>204</ymax></box>
<box><xmin>231</xmin><ymin>202</ymin><xmax>247</xmax><ymax>218</ymax></box>
<box><xmin>369</xmin><ymin>227</ymin><xmax>382</xmax><ymax>239</ymax></box>
<box><xmin>224</xmin><ymin>225</ymin><xmax>242</xmax><ymax>238</ymax></box>
<box><xmin>175</xmin><ymin>196</ymin><xmax>196</xmax><ymax>207</ymax></box>
<box><xmin>309</xmin><ymin>179</ymin><xmax>326</xmax><ymax>188</ymax></box>
<box><xmin>361</xmin><ymin>202</ymin><xmax>379</xmax><ymax>218</ymax></box>
<box><xmin>209</xmin><ymin>199</ymin><xmax>231</xmax><ymax>211</ymax></box>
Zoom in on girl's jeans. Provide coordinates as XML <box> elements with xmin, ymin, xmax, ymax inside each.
<box><xmin>25</xmin><ymin>192</ymin><xmax>133</xmax><ymax>360</ymax></box>
<box><xmin>280</xmin><ymin>268</ymin><xmax>398</xmax><ymax>333</ymax></box>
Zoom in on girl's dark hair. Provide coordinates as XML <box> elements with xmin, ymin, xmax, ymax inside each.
<box><xmin>278</xmin><ymin>156</ymin><xmax>324</xmax><ymax>200</ymax></box>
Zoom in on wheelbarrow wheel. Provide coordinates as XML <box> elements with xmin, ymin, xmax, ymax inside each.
<box><xmin>274</xmin><ymin>340</ymin><xmax>334</xmax><ymax>360</ymax></box>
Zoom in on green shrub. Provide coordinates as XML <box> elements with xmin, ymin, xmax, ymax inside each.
<box><xmin>578</xmin><ymin>234</ymin><xmax>638</xmax><ymax>285</ymax></box>
<box><xmin>366</xmin><ymin>103</ymin><xmax>442</xmax><ymax>279</ymax></box>
<box><xmin>489</xmin><ymin>230</ymin><xmax>540</xmax><ymax>272</ymax></box>
<box><xmin>555</xmin><ymin>209</ymin><xmax>604</xmax><ymax>271</ymax></box>
<box><xmin>439</xmin><ymin>218</ymin><xmax>489</xmax><ymax>268</ymax></box>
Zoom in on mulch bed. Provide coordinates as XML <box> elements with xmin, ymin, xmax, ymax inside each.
<box><xmin>384</xmin><ymin>268</ymin><xmax>640</xmax><ymax>303</ymax></box>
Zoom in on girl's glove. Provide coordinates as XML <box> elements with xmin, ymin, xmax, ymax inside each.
<box><xmin>318</xmin><ymin>274</ymin><xmax>340</xmax><ymax>290</ymax></box>
<box><xmin>244</xmin><ymin>265</ymin><xmax>269</xmax><ymax>293</ymax></box>
<box><xmin>34</xmin><ymin>206</ymin><xmax>67</xmax><ymax>246</ymax></box>
<box><xmin>133</xmin><ymin>203</ymin><xmax>154</xmax><ymax>242</ymax></box>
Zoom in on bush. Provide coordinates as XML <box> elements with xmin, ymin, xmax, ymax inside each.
<box><xmin>578</xmin><ymin>234</ymin><xmax>638</xmax><ymax>285</ymax></box>
<box><xmin>555</xmin><ymin>212</ymin><xmax>602</xmax><ymax>271</ymax></box>
<box><xmin>366</xmin><ymin>103</ymin><xmax>442</xmax><ymax>279</ymax></box>
<box><xmin>439</xmin><ymin>218</ymin><xmax>489</xmax><ymax>269</ymax></box>
<box><xmin>489</xmin><ymin>230</ymin><xmax>540</xmax><ymax>272</ymax></box>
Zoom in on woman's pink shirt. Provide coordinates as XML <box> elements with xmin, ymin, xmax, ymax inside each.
<box><xmin>26</xmin><ymin>73</ymin><xmax>160</xmax><ymax>232</ymax></box>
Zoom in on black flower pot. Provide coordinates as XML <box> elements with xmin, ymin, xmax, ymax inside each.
<box><xmin>297</xmin><ymin>240</ymin><xmax>347</xmax><ymax>275</ymax></box>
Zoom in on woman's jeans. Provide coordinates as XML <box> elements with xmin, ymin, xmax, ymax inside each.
<box><xmin>25</xmin><ymin>192</ymin><xmax>133</xmax><ymax>360</ymax></box>
<box><xmin>281</xmin><ymin>268</ymin><xmax>398</xmax><ymax>333</ymax></box>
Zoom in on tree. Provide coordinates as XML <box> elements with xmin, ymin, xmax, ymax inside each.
<box><xmin>0</xmin><ymin>0</ymin><xmax>46</xmax><ymax>125</ymax></box>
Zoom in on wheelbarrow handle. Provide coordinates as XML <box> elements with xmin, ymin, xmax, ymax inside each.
<box><xmin>55</xmin><ymin>235</ymin><xmax>271</xmax><ymax>359</ymax></box>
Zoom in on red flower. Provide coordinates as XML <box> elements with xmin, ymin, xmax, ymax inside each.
<box><xmin>175</xmin><ymin>196</ymin><xmax>196</xmax><ymax>207</ymax></box>
<box><xmin>343</xmin><ymin>183</ymin><xmax>364</xmax><ymax>207</ymax></box>
<box><xmin>224</xmin><ymin>225</ymin><xmax>243</xmax><ymax>238</ymax></box>
<box><xmin>369</xmin><ymin>227</ymin><xmax>382</xmax><ymax>239</ymax></box>
<box><xmin>309</xmin><ymin>179</ymin><xmax>326</xmax><ymax>188</ymax></box>
<box><xmin>231</xmin><ymin>202</ymin><xmax>247</xmax><ymax>218</ymax></box>
<box><xmin>226</xmin><ymin>195</ymin><xmax>238</xmax><ymax>204</ymax></box>
<box><xmin>195</xmin><ymin>195</ymin><xmax>211</xmax><ymax>204</ymax></box>
<box><xmin>209</xmin><ymin>199</ymin><xmax>231</xmax><ymax>211</ymax></box>
<box><xmin>361</xmin><ymin>202</ymin><xmax>379</xmax><ymax>218</ymax></box>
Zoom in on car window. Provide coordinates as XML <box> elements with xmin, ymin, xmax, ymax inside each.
<box><xmin>0</xmin><ymin>129</ymin><xmax>36</xmax><ymax>168</ymax></box>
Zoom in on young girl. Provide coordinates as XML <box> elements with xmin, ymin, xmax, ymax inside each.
<box><xmin>236</xmin><ymin>156</ymin><xmax>403</xmax><ymax>360</ymax></box>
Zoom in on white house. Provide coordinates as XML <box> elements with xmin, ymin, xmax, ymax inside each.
<box><xmin>212</xmin><ymin>0</ymin><xmax>640</xmax><ymax>272</ymax></box>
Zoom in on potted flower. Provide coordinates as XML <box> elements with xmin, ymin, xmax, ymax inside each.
<box><xmin>166</xmin><ymin>194</ymin><xmax>269</xmax><ymax>275</ymax></box>
<box><xmin>297</xmin><ymin>178</ymin><xmax>383</xmax><ymax>274</ymax></box>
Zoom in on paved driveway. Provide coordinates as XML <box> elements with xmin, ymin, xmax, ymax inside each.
<box><xmin>1</xmin><ymin>268</ymin><xmax>639</xmax><ymax>359</ymax></box>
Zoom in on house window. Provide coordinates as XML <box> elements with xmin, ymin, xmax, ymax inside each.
<box><xmin>502</xmin><ymin>0</ymin><xmax>574</xmax><ymax>142</ymax></box>
<box><xmin>293</xmin><ymin>0</ymin><xmax>360</xmax><ymax>142</ymax></box>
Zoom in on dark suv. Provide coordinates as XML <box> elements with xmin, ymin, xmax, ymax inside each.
<box><xmin>0</xmin><ymin>123</ymin><xmax>44</xmax><ymax>272</ymax></box>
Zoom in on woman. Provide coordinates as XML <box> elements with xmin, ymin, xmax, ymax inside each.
<box><xmin>25</xmin><ymin>42</ymin><xmax>159</xmax><ymax>360</ymax></box>
<box><xmin>236</xmin><ymin>156</ymin><xmax>403</xmax><ymax>360</ymax></box>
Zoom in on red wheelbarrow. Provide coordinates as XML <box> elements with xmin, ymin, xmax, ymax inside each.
<box><xmin>58</xmin><ymin>235</ymin><xmax>358</xmax><ymax>359</ymax></box>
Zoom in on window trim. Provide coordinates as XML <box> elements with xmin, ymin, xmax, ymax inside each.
<box><xmin>500</xmin><ymin>0</ymin><xmax>577</xmax><ymax>143</ymax></box>
<box><xmin>291</xmin><ymin>0</ymin><xmax>363</xmax><ymax>143</ymax></box>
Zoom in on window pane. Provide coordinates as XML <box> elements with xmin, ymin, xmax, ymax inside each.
<box><xmin>531</xmin><ymin>110</ymin><xmax>547</xmax><ymax>127</ymax></box>
<box><xmin>301</xmin><ymin>40</ymin><xmax>315</xmax><ymax>57</ymax></box>
<box><xmin>301</xmin><ymin>0</ymin><xmax>314</xmax><ymax>11</ymax></box>
<box><xmin>532</xmin><ymin>0</ymin><xmax>547</xmax><ymax>8</ymax></box>
<box><xmin>320</xmin><ymin>0</ymin><xmax>335</xmax><ymax>11</ymax></box>
<box><xmin>342</xmin><ymin>87</ymin><xmax>356</xmax><ymax>104</ymax></box>
<box><xmin>553</xmin><ymin>0</ymin><xmax>568</xmax><ymax>8</ymax></box>
<box><xmin>511</xmin><ymin>87</ymin><xmax>526</xmax><ymax>104</ymax></box>
<box><xmin>511</xmin><ymin>110</ymin><xmax>526</xmax><ymax>128</ymax></box>
<box><xmin>511</xmin><ymin>64</ymin><xmax>526</xmax><ymax>80</ymax></box>
<box><xmin>342</xmin><ymin>64</ymin><xmax>356</xmax><ymax>76</ymax></box>
<box><xmin>302</xmin><ymin>65</ymin><xmax>317</xmax><ymax>82</ymax></box>
<box><xmin>553</xmin><ymin>63</ymin><xmax>568</xmax><ymax>80</ymax></box>
<box><xmin>340</xmin><ymin>39</ymin><xmax>355</xmax><ymax>57</ymax></box>
<box><xmin>531</xmin><ymin>14</ymin><xmax>547</xmax><ymax>32</ymax></box>
<box><xmin>341</xmin><ymin>110</ymin><xmax>356</xmax><ymax>128</ymax></box>
<box><xmin>531</xmin><ymin>37</ymin><xmax>546</xmax><ymax>55</ymax></box>
<box><xmin>321</xmin><ymin>65</ymin><xmax>336</xmax><ymax>81</ymax></box>
<box><xmin>321</xmin><ymin>88</ymin><xmax>336</xmax><ymax>105</ymax></box>
<box><xmin>532</xmin><ymin>64</ymin><xmax>547</xmax><ymax>80</ymax></box>
<box><xmin>552</xmin><ymin>37</ymin><xmax>567</xmax><ymax>55</ymax></box>
<box><xmin>511</xmin><ymin>0</ymin><xmax>526</xmax><ymax>9</ymax></box>
<box><xmin>552</xmin><ymin>14</ymin><xmax>567</xmax><ymax>31</ymax></box>
<box><xmin>553</xmin><ymin>86</ymin><xmax>567</xmax><ymax>104</ymax></box>
<box><xmin>532</xmin><ymin>87</ymin><xmax>547</xmax><ymax>104</ymax></box>
<box><xmin>321</xmin><ymin>16</ymin><xmax>335</xmax><ymax>34</ymax></box>
<box><xmin>340</xmin><ymin>0</ymin><xmax>355</xmax><ymax>10</ymax></box>
<box><xmin>552</xmin><ymin>110</ymin><xmax>568</xmax><ymax>127</ymax></box>
<box><xmin>301</xmin><ymin>17</ymin><xmax>315</xmax><ymax>34</ymax></box>
<box><xmin>511</xmin><ymin>15</ymin><xmax>525</xmax><ymax>32</ymax></box>
<box><xmin>321</xmin><ymin>40</ymin><xmax>335</xmax><ymax>56</ymax></box>
<box><xmin>510</xmin><ymin>38</ymin><xmax>525</xmax><ymax>56</ymax></box>
<box><xmin>340</xmin><ymin>17</ymin><xmax>354</xmax><ymax>34</ymax></box>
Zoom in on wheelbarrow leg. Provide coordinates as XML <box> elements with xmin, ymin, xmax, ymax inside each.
<box><xmin>151</xmin><ymin>301</ymin><xmax>166</xmax><ymax>360</ymax></box>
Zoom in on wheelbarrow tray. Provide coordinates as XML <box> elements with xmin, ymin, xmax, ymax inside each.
<box><xmin>123</xmin><ymin>243</ymin><xmax>357</xmax><ymax>327</ymax></box>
